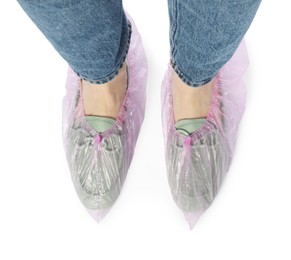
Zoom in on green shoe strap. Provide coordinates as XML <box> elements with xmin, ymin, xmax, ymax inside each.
<box><xmin>175</xmin><ymin>118</ymin><xmax>206</xmax><ymax>136</ymax></box>
<box><xmin>85</xmin><ymin>116</ymin><xmax>116</xmax><ymax>133</ymax></box>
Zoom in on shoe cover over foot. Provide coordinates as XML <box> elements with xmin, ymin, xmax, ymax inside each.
<box><xmin>62</xmin><ymin>13</ymin><xmax>148</xmax><ymax>222</ymax></box>
<box><xmin>161</xmin><ymin>41</ymin><xmax>249</xmax><ymax>229</ymax></box>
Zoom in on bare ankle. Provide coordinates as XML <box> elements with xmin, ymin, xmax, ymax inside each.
<box><xmin>172</xmin><ymin>72</ymin><xmax>213</xmax><ymax>122</ymax></box>
<box><xmin>81</xmin><ymin>63</ymin><xmax>128</xmax><ymax>118</ymax></box>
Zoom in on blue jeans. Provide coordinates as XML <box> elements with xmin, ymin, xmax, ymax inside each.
<box><xmin>17</xmin><ymin>0</ymin><xmax>261</xmax><ymax>87</ymax></box>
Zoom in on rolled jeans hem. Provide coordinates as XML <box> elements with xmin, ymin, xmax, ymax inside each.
<box><xmin>170</xmin><ymin>58</ymin><xmax>214</xmax><ymax>88</ymax></box>
<box><xmin>73</xmin><ymin>20</ymin><xmax>132</xmax><ymax>85</ymax></box>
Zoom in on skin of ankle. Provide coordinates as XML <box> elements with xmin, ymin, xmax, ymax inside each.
<box><xmin>172</xmin><ymin>72</ymin><xmax>213</xmax><ymax>123</ymax></box>
<box><xmin>81</xmin><ymin>63</ymin><xmax>128</xmax><ymax>119</ymax></box>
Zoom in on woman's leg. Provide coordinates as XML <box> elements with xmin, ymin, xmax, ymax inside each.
<box><xmin>17</xmin><ymin>1</ymin><xmax>148</xmax><ymax>217</ymax></box>
<box><xmin>164</xmin><ymin>1</ymin><xmax>262</xmax><ymax>226</ymax></box>
<box><xmin>168</xmin><ymin>0</ymin><xmax>261</xmax><ymax>125</ymax></box>
<box><xmin>17</xmin><ymin>0</ymin><xmax>130</xmax><ymax>121</ymax></box>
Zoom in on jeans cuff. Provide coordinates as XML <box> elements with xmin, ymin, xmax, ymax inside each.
<box><xmin>74</xmin><ymin>20</ymin><xmax>132</xmax><ymax>85</ymax></box>
<box><xmin>170</xmin><ymin>58</ymin><xmax>214</xmax><ymax>87</ymax></box>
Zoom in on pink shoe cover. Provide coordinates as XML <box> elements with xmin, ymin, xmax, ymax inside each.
<box><xmin>62</xmin><ymin>14</ymin><xmax>148</xmax><ymax>222</ymax></box>
<box><xmin>161</xmin><ymin>41</ymin><xmax>249</xmax><ymax>229</ymax></box>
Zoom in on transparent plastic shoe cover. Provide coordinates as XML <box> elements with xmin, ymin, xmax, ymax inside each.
<box><xmin>62</xmin><ymin>14</ymin><xmax>147</xmax><ymax>222</ymax></box>
<box><xmin>161</xmin><ymin>41</ymin><xmax>248</xmax><ymax>229</ymax></box>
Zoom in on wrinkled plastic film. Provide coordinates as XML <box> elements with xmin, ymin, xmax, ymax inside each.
<box><xmin>161</xmin><ymin>41</ymin><xmax>249</xmax><ymax>228</ymax></box>
<box><xmin>62</xmin><ymin>13</ymin><xmax>148</xmax><ymax>222</ymax></box>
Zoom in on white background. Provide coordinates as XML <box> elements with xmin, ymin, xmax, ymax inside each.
<box><xmin>0</xmin><ymin>1</ymin><xmax>290</xmax><ymax>259</ymax></box>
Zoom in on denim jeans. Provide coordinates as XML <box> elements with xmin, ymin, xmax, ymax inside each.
<box><xmin>17</xmin><ymin>0</ymin><xmax>261</xmax><ymax>87</ymax></box>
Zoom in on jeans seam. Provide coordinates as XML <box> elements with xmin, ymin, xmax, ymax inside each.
<box><xmin>169</xmin><ymin>1</ymin><xmax>214</xmax><ymax>88</ymax></box>
<box><xmin>170</xmin><ymin>0</ymin><xmax>178</xmax><ymax>59</ymax></box>
<box><xmin>74</xmin><ymin>19</ymin><xmax>132</xmax><ymax>85</ymax></box>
